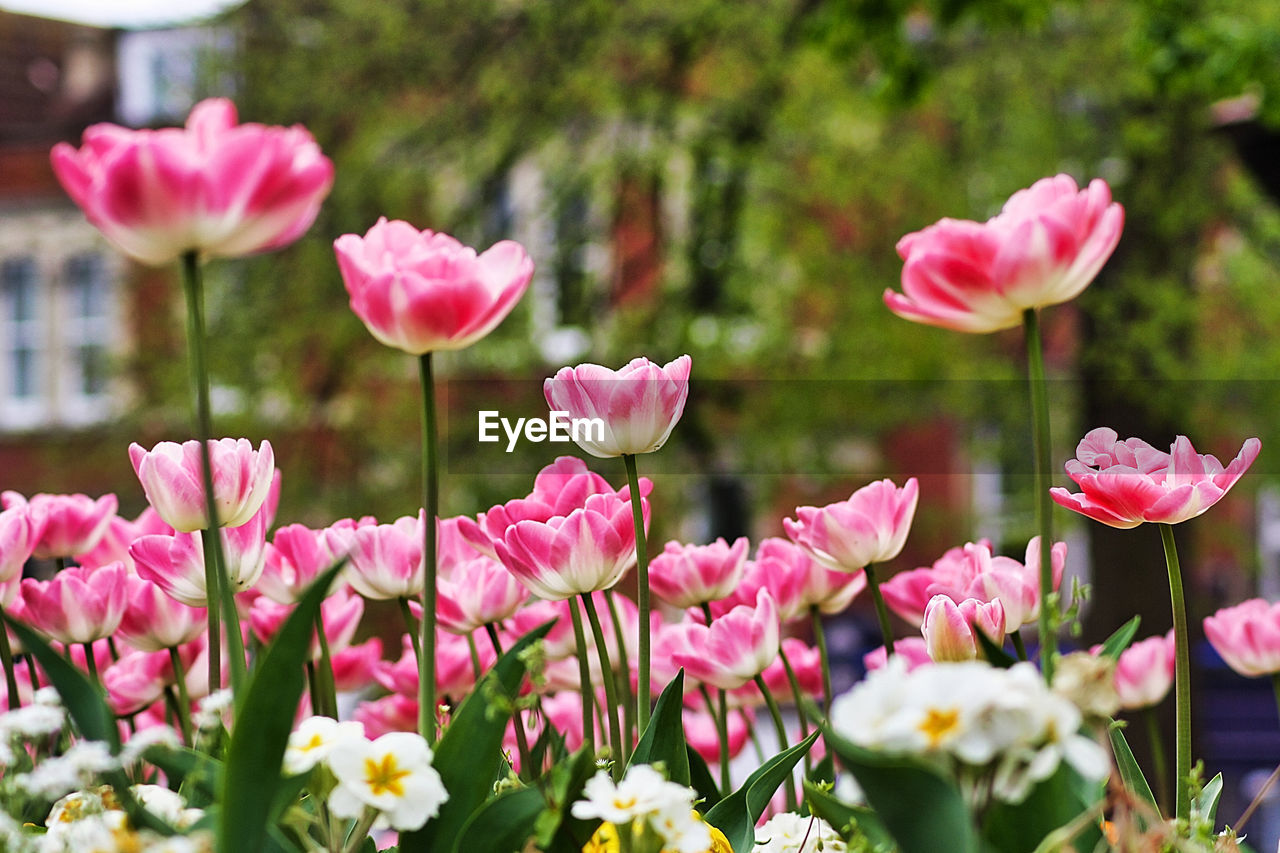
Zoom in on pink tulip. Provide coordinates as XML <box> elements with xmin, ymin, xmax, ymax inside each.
<box><xmin>711</xmin><ymin>545</ymin><xmax>808</xmax><ymax>623</ymax></box>
<box><xmin>104</xmin><ymin>648</ymin><xmax>177</xmax><ymax>715</ymax></box>
<box><xmin>921</xmin><ymin>594</ymin><xmax>1006</xmax><ymax>663</ymax></box>
<box><xmin>436</xmin><ymin>556</ymin><xmax>528</xmax><ymax>634</ymax></box>
<box><xmin>20</xmin><ymin>562</ymin><xmax>128</xmax><ymax>645</ymax></box>
<box><xmin>258</xmin><ymin>522</ymin><xmax>358</xmax><ymax>604</ymax></box>
<box><xmin>784</xmin><ymin>478</ymin><xmax>918</xmax><ymax>572</ymax></box>
<box><xmin>885</xmin><ymin>174</ymin><xmax>1124</xmax><ymax>333</ymax></box>
<box><xmin>684</xmin><ymin>706</ymin><xmax>751</xmax><ymax>765</ymax></box>
<box><xmin>731</xmin><ymin>637</ymin><xmax>823</xmax><ymax>708</ymax></box>
<box><xmin>2</xmin><ymin>491</ymin><xmax>117</xmax><ymax>560</ymax></box>
<box><xmin>459</xmin><ymin>457</ymin><xmax>650</xmax><ymax>559</ymax></box>
<box><xmin>0</xmin><ymin>504</ymin><xmax>36</xmax><ymax>585</ymax></box>
<box><xmin>129</xmin><ymin>438</ymin><xmax>275</xmax><ymax>532</ymax></box>
<box><xmin>332</xmin><ymin>638</ymin><xmax>383</xmax><ymax>692</ymax></box>
<box><xmin>863</xmin><ymin>636</ymin><xmax>932</xmax><ymax>672</ymax></box>
<box><xmin>543</xmin><ymin>355</ymin><xmax>692</xmax><ymax>458</ymax></box>
<box><xmin>116</xmin><ymin>574</ymin><xmax>207</xmax><ymax>652</ymax></box>
<box><xmin>250</xmin><ymin>587</ymin><xmax>364</xmax><ymax>660</ymax></box>
<box><xmin>880</xmin><ymin>541</ymin><xmax>983</xmax><ymax>626</ymax></box>
<box><xmin>51</xmin><ymin>98</ymin><xmax>332</xmax><ymax>266</ymax></box>
<box><xmin>494</xmin><ymin>491</ymin><xmax>642</xmax><ymax>601</ymax></box>
<box><xmin>354</xmin><ymin>694</ymin><xmax>420</xmax><ymax>739</ymax></box>
<box><xmin>130</xmin><ymin>502</ymin><xmax>269</xmax><ymax>607</ymax></box>
<box><xmin>651</xmin><ymin>621</ymin><xmax>705</xmax><ymax>696</ymax></box>
<box><xmin>757</xmin><ymin>537</ymin><xmax>865</xmax><ymax>617</ymax></box>
<box><xmin>508</xmin><ymin>598</ymin><xmax>578</xmax><ymax>660</ymax></box>
<box><xmin>342</xmin><ymin>513</ymin><xmax>425</xmax><ymax>600</ymax></box>
<box><xmin>334</xmin><ymin>217</ymin><xmax>533</xmax><ymax>355</ymax></box>
<box><xmin>1050</xmin><ymin>428</ymin><xmax>1261</xmax><ymax>528</ymax></box>
<box><xmin>1104</xmin><ymin>631</ymin><xmax>1175</xmax><ymax>710</ymax></box>
<box><xmin>649</xmin><ymin>537</ymin><xmax>749</xmax><ymax>609</ymax></box>
<box><xmin>673</xmin><ymin>589</ymin><xmax>780</xmax><ymax>690</ymax></box>
<box><xmin>1205</xmin><ymin>599</ymin><xmax>1280</xmax><ymax>677</ymax></box>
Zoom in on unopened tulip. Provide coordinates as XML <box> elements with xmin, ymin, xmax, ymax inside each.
<box><xmin>342</xmin><ymin>513</ymin><xmax>425</xmax><ymax>600</ymax></box>
<box><xmin>51</xmin><ymin>98</ymin><xmax>333</xmax><ymax>266</ymax></box>
<box><xmin>0</xmin><ymin>504</ymin><xmax>36</xmax><ymax>585</ymax></box>
<box><xmin>334</xmin><ymin>218</ymin><xmax>533</xmax><ymax>355</ymax></box>
<box><xmin>1205</xmin><ymin>599</ymin><xmax>1280</xmax><ymax>678</ymax></box>
<box><xmin>129</xmin><ymin>438</ymin><xmax>275</xmax><ymax>532</ymax></box>
<box><xmin>543</xmin><ymin>355</ymin><xmax>691</xmax><ymax>458</ymax></box>
<box><xmin>649</xmin><ymin>537</ymin><xmax>748</xmax><ymax>609</ymax></box>
<box><xmin>673</xmin><ymin>589</ymin><xmax>780</xmax><ymax>690</ymax></box>
<box><xmin>1051</xmin><ymin>428</ymin><xmax>1260</xmax><ymax>529</ymax></box>
<box><xmin>436</xmin><ymin>556</ymin><xmax>528</xmax><ymax>634</ymax></box>
<box><xmin>784</xmin><ymin>478</ymin><xmax>918</xmax><ymax>573</ymax></box>
<box><xmin>885</xmin><ymin>174</ymin><xmax>1123</xmax><ymax>333</ymax></box>
<box><xmin>116</xmin><ymin>574</ymin><xmax>206</xmax><ymax>652</ymax></box>
<box><xmin>921</xmin><ymin>594</ymin><xmax>1006</xmax><ymax>662</ymax></box>
<box><xmin>130</xmin><ymin>502</ymin><xmax>269</xmax><ymax>607</ymax></box>
<box><xmin>1106</xmin><ymin>631</ymin><xmax>1175</xmax><ymax>710</ymax></box>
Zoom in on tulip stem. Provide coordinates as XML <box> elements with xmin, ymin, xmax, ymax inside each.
<box><xmin>180</xmin><ymin>250</ymin><xmax>245</xmax><ymax>697</ymax></box>
<box><xmin>777</xmin><ymin>643</ymin><xmax>812</xmax><ymax>752</ymax></box>
<box><xmin>167</xmin><ymin>646</ymin><xmax>194</xmax><ymax>745</ymax></box>
<box><xmin>82</xmin><ymin>643</ymin><xmax>99</xmax><ymax>685</ymax></box>
<box><xmin>581</xmin><ymin>594</ymin><xmax>624</xmax><ymax>778</ymax></box>
<box><xmin>0</xmin><ymin>604</ymin><xmax>21</xmax><ymax>710</ymax></box>
<box><xmin>418</xmin><ymin>352</ymin><xmax>440</xmax><ymax>745</ymax></box>
<box><xmin>699</xmin><ymin>683</ymin><xmax>731</xmax><ymax>792</ymax></box>
<box><xmin>864</xmin><ymin>563</ymin><xmax>896</xmax><ymax>656</ymax></box>
<box><xmin>397</xmin><ymin>597</ymin><xmax>421</xmax><ymax>664</ymax></box>
<box><xmin>622</xmin><ymin>454</ymin><xmax>651</xmax><ymax>734</ymax></box>
<box><xmin>314</xmin><ymin>613</ymin><xmax>338</xmax><ymax>719</ymax></box>
<box><xmin>606</xmin><ymin>591</ymin><xmax>636</xmax><ymax>750</ymax></box>
<box><xmin>1144</xmin><ymin>706</ymin><xmax>1170</xmax><ymax>814</ymax></box>
<box><xmin>466</xmin><ymin>633</ymin><xmax>483</xmax><ymax>683</ymax></box>
<box><xmin>1011</xmin><ymin>632</ymin><xmax>1029</xmax><ymax>662</ymax></box>
<box><xmin>754</xmin><ymin>673</ymin><xmax>797</xmax><ymax>811</ymax></box>
<box><xmin>569</xmin><ymin>598</ymin><xmax>596</xmax><ymax>756</ymax></box>
<box><xmin>485</xmin><ymin>624</ymin><xmax>535</xmax><ymax>776</ymax></box>
<box><xmin>809</xmin><ymin>606</ymin><xmax>833</xmax><ymax>717</ymax></box>
<box><xmin>1158</xmin><ymin>523</ymin><xmax>1191</xmax><ymax>825</ymax></box>
<box><xmin>1023</xmin><ymin>307</ymin><xmax>1057</xmax><ymax>683</ymax></box>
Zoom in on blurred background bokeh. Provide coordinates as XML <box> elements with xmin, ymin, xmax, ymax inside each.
<box><xmin>4</xmin><ymin>0</ymin><xmax>1280</xmax><ymax>833</ymax></box>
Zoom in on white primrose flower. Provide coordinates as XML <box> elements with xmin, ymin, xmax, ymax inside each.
<box><xmin>755</xmin><ymin>812</ymin><xmax>847</xmax><ymax>853</ymax></box>
<box><xmin>327</xmin><ymin>732</ymin><xmax>448</xmax><ymax>832</ymax></box>
<box><xmin>571</xmin><ymin>765</ymin><xmax>705</xmax><ymax>852</ymax></box>
<box><xmin>18</xmin><ymin>741</ymin><xmax>117</xmax><ymax>800</ymax></box>
<box><xmin>131</xmin><ymin>785</ymin><xmax>204</xmax><ymax>830</ymax></box>
<box><xmin>2</xmin><ymin>701</ymin><xmax>66</xmax><ymax>740</ymax></box>
<box><xmin>284</xmin><ymin>716</ymin><xmax>366</xmax><ymax>776</ymax></box>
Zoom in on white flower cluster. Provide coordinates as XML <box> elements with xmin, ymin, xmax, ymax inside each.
<box><xmin>284</xmin><ymin>716</ymin><xmax>448</xmax><ymax>832</ymax></box>
<box><xmin>830</xmin><ymin>659</ymin><xmax>1109</xmax><ymax>803</ymax></box>
<box><xmin>755</xmin><ymin>812</ymin><xmax>847</xmax><ymax>853</ymax></box>
<box><xmin>33</xmin><ymin>786</ymin><xmax>209</xmax><ymax>853</ymax></box>
<box><xmin>571</xmin><ymin>765</ymin><xmax>710</xmax><ymax>853</ymax></box>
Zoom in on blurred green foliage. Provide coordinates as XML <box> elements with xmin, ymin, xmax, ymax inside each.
<box><xmin>147</xmin><ymin>0</ymin><xmax>1280</xmax><ymax>541</ymax></box>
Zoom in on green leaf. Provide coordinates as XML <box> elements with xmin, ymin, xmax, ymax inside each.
<box><xmin>1108</xmin><ymin>722</ymin><xmax>1157</xmax><ymax>808</ymax></box>
<box><xmin>539</xmin><ymin>746</ymin><xmax>602</xmax><ymax>852</ymax></box>
<box><xmin>218</xmin><ymin>563</ymin><xmax>342</xmax><ymax>853</ymax></box>
<box><xmin>822</xmin><ymin>725</ymin><xmax>981</xmax><ymax>853</ymax></box>
<box><xmin>807</xmin><ymin>753</ymin><xmax>835</xmax><ymax>786</ymax></box>
<box><xmin>627</xmin><ymin>669</ymin><xmax>689</xmax><ymax>785</ymax></box>
<box><xmin>455</xmin><ymin>786</ymin><xmax>547</xmax><ymax>853</ymax></box>
<box><xmin>399</xmin><ymin>621</ymin><xmax>554</xmax><ymax>853</ymax></box>
<box><xmin>975</xmin><ymin>628</ymin><xmax>1016</xmax><ymax>668</ymax></box>
<box><xmin>1192</xmin><ymin>772</ymin><xmax>1223</xmax><ymax>828</ymax></box>
<box><xmin>1099</xmin><ymin>616</ymin><xmax>1142</xmax><ymax>661</ymax></box>
<box><xmin>981</xmin><ymin>763</ymin><xmax>1103</xmax><ymax>853</ymax></box>
<box><xmin>704</xmin><ymin>731</ymin><xmax>819</xmax><ymax>853</ymax></box>
<box><xmin>686</xmin><ymin>744</ymin><xmax>722</xmax><ymax>809</ymax></box>
<box><xmin>1</xmin><ymin>615</ymin><xmax>118</xmax><ymax>749</ymax></box>
<box><xmin>803</xmin><ymin>780</ymin><xmax>894</xmax><ymax>850</ymax></box>
<box><xmin>142</xmin><ymin>744</ymin><xmax>222</xmax><ymax>807</ymax></box>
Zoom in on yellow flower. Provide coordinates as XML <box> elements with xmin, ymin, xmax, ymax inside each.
<box><xmin>582</xmin><ymin>814</ymin><xmax>732</xmax><ymax>853</ymax></box>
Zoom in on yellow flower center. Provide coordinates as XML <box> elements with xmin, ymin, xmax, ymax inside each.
<box><xmin>364</xmin><ymin>753</ymin><xmax>412</xmax><ymax>798</ymax></box>
<box><xmin>611</xmin><ymin>796</ymin><xmax>638</xmax><ymax>811</ymax></box>
<box><xmin>301</xmin><ymin>733</ymin><xmax>325</xmax><ymax>752</ymax></box>
<box><xmin>919</xmin><ymin>707</ymin><xmax>960</xmax><ymax>746</ymax></box>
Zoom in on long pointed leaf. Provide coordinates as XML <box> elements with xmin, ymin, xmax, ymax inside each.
<box><xmin>803</xmin><ymin>780</ymin><xmax>894</xmax><ymax>850</ymax></box>
<box><xmin>455</xmin><ymin>786</ymin><xmax>547</xmax><ymax>853</ymax></box>
<box><xmin>686</xmin><ymin>744</ymin><xmax>722</xmax><ymax>808</ymax></box>
<box><xmin>628</xmin><ymin>670</ymin><xmax>688</xmax><ymax>785</ymax></box>
<box><xmin>705</xmin><ymin>731</ymin><xmax>819</xmax><ymax>853</ymax></box>
<box><xmin>218</xmin><ymin>563</ymin><xmax>342</xmax><ymax>853</ymax></box>
<box><xmin>1108</xmin><ymin>723</ymin><xmax>1157</xmax><ymax>808</ymax></box>
<box><xmin>1099</xmin><ymin>616</ymin><xmax>1142</xmax><ymax>661</ymax></box>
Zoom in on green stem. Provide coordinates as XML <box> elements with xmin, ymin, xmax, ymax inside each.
<box><xmin>0</xmin><ymin>604</ymin><xmax>21</xmax><ymax>710</ymax></box>
<box><xmin>466</xmin><ymin>633</ymin><xmax>483</xmax><ymax>683</ymax></box>
<box><xmin>397</xmin><ymin>597</ymin><xmax>422</xmax><ymax>664</ymax></box>
<box><xmin>485</xmin><ymin>624</ymin><xmax>534</xmax><ymax>776</ymax></box>
<box><xmin>1145</xmin><ymin>706</ymin><xmax>1171</xmax><ymax>815</ymax></box>
<box><xmin>605</xmin><ymin>590</ymin><xmax>636</xmax><ymax>751</ymax></box>
<box><xmin>314</xmin><ymin>612</ymin><xmax>338</xmax><ymax>719</ymax></box>
<box><xmin>305</xmin><ymin>660</ymin><xmax>321</xmax><ymax>715</ymax></box>
<box><xmin>167</xmin><ymin>646</ymin><xmax>194</xmax><ymax>746</ymax></box>
<box><xmin>863</xmin><ymin>563</ymin><xmax>895</xmax><ymax>656</ymax></box>
<box><xmin>1023</xmin><ymin>307</ymin><xmax>1057</xmax><ymax>682</ymax></box>
<box><xmin>1159</xmin><ymin>523</ymin><xmax>1191</xmax><ymax>824</ymax></box>
<box><xmin>82</xmin><ymin>642</ymin><xmax>99</xmax><ymax>685</ymax></box>
<box><xmin>622</xmin><ymin>454</ymin><xmax>651</xmax><ymax>733</ymax></box>
<box><xmin>569</xmin><ymin>597</ymin><xmax>596</xmax><ymax>756</ymax></box>
<box><xmin>581</xmin><ymin>594</ymin><xmax>624</xmax><ymax>777</ymax></box>
<box><xmin>777</xmin><ymin>643</ymin><xmax>812</xmax><ymax>772</ymax></box>
<box><xmin>418</xmin><ymin>352</ymin><xmax>440</xmax><ymax>745</ymax></box>
<box><xmin>699</xmin><ymin>684</ymin><xmax>731</xmax><ymax>792</ymax></box>
<box><xmin>810</xmin><ymin>606</ymin><xmax>833</xmax><ymax>717</ymax></box>
<box><xmin>180</xmin><ymin>251</ymin><xmax>246</xmax><ymax>696</ymax></box>
<box><xmin>341</xmin><ymin>807</ymin><xmax>381</xmax><ymax>853</ymax></box>
<box><xmin>754</xmin><ymin>674</ymin><xmax>797</xmax><ymax>811</ymax></box>
<box><xmin>1011</xmin><ymin>632</ymin><xmax>1029</xmax><ymax>662</ymax></box>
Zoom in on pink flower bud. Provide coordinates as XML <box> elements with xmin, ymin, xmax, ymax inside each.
<box><xmin>20</xmin><ymin>562</ymin><xmax>128</xmax><ymax>645</ymax></box>
<box><xmin>1205</xmin><ymin>599</ymin><xmax>1280</xmax><ymax>678</ymax></box>
<box><xmin>2</xmin><ymin>491</ymin><xmax>117</xmax><ymax>560</ymax></box>
<box><xmin>1107</xmin><ymin>631</ymin><xmax>1175</xmax><ymax>710</ymax></box>
<box><xmin>784</xmin><ymin>478</ymin><xmax>918</xmax><ymax>572</ymax></box>
<box><xmin>863</xmin><ymin>636</ymin><xmax>932</xmax><ymax>672</ymax></box>
<box><xmin>116</xmin><ymin>574</ymin><xmax>207</xmax><ymax>652</ymax></box>
<box><xmin>649</xmin><ymin>537</ymin><xmax>749</xmax><ymax>609</ymax></box>
<box><xmin>673</xmin><ymin>589</ymin><xmax>780</xmax><ymax>690</ymax></box>
<box><xmin>130</xmin><ymin>501</ymin><xmax>269</xmax><ymax>607</ymax></box>
<box><xmin>921</xmin><ymin>594</ymin><xmax>1005</xmax><ymax>663</ymax></box>
<box><xmin>437</xmin><ymin>556</ymin><xmax>528</xmax><ymax>634</ymax></box>
<box><xmin>0</xmin><ymin>504</ymin><xmax>37</xmax><ymax>585</ymax></box>
<box><xmin>342</xmin><ymin>513</ymin><xmax>425</xmax><ymax>600</ymax></box>
<box><xmin>129</xmin><ymin>438</ymin><xmax>275</xmax><ymax>532</ymax></box>
<box><xmin>543</xmin><ymin>355</ymin><xmax>691</xmax><ymax>458</ymax></box>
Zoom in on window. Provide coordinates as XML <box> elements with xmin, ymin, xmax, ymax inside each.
<box><xmin>60</xmin><ymin>252</ymin><xmax>113</xmax><ymax>422</ymax></box>
<box><xmin>1</xmin><ymin>257</ymin><xmax>45</xmax><ymax>428</ymax></box>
